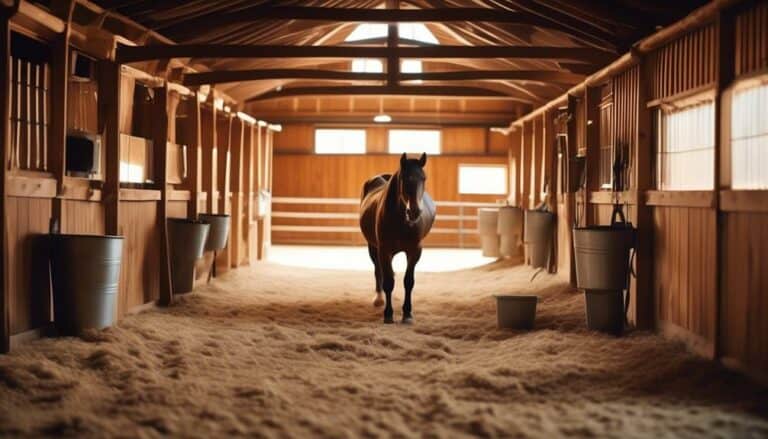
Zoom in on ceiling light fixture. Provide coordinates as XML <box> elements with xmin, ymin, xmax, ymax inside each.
<box><xmin>374</xmin><ymin>114</ymin><xmax>392</xmax><ymax>123</ymax></box>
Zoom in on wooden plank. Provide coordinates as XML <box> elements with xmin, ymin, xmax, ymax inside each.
<box><xmin>248</xmin><ymin>85</ymin><xmax>532</xmax><ymax>103</ymax></box>
<box><xmin>6</xmin><ymin>175</ymin><xmax>56</xmax><ymax>198</ymax></box>
<box><xmin>152</xmin><ymin>84</ymin><xmax>172</xmax><ymax>306</ymax></box>
<box><xmin>0</xmin><ymin>9</ymin><xmax>12</xmax><ymax>352</ymax></box>
<box><xmin>99</xmin><ymin>60</ymin><xmax>120</xmax><ymax>235</ymax></box>
<box><xmin>646</xmin><ymin>190</ymin><xmax>717</xmax><ymax>208</ymax></box>
<box><xmin>116</xmin><ymin>44</ymin><xmax>615</xmax><ymax>65</ymax></box>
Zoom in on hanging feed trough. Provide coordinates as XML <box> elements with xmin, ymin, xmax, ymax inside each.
<box><xmin>478</xmin><ymin>208</ymin><xmax>500</xmax><ymax>258</ymax></box>
<box><xmin>199</xmin><ymin>213</ymin><xmax>230</xmax><ymax>251</ymax></box>
<box><xmin>524</xmin><ymin>210</ymin><xmax>555</xmax><ymax>269</ymax></box>
<box><xmin>50</xmin><ymin>234</ymin><xmax>124</xmax><ymax>335</ymax></box>
<box><xmin>168</xmin><ymin>219</ymin><xmax>210</xmax><ymax>294</ymax></box>
<box><xmin>497</xmin><ymin>206</ymin><xmax>523</xmax><ymax>257</ymax></box>
<box><xmin>494</xmin><ymin>295</ymin><xmax>538</xmax><ymax>330</ymax></box>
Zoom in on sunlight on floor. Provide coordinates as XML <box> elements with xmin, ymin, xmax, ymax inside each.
<box><xmin>267</xmin><ymin>245</ymin><xmax>497</xmax><ymax>273</ymax></box>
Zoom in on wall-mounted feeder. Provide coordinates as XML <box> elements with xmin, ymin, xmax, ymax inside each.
<box><xmin>498</xmin><ymin>206</ymin><xmax>523</xmax><ymax>258</ymax></box>
<box><xmin>478</xmin><ymin>208</ymin><xmax>500</xmax><ymax>258</ymax></box>
<box><xmin>50</xmin><ymin>234</ymin><xmax>124</xmax><ymax>335</ymax></box>
<box><xmin>198</xmin><ymin>213</ymin><xmax>230</xmax><ymax>281</ymax></box>
<box><xmin>168</xmin><ymin>219</ymin><xmax>210</xmax><ymax>294</ymax></box>
<box><xmin>524</xmin><ymin>210</ymin><xmax>555</xmax><ymax>269</ymax></box>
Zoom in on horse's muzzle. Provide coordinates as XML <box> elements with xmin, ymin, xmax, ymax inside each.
<box><xmin>405</xmin><ymin>207</ymin><xmax>421</xmax><ymax>224</ymax></box>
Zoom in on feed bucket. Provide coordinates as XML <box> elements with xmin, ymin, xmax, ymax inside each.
<box><xmin>573</xmin><ymin>225</ymin><xmax>634</xmax><ymax>290</ymax></box>
<box><xmin>497</xmin><ymin>206</ymin><xmax>523</xmax><ymax>257</ymax></box>
<box><xmin>495</xmin><ymin>295</ymin><xmax>538</xmax><ymax>330</ymax></box>
<box><xmin>584</xmin><ymin>290</ymin><xmax>625</xmax><ymax>335</ymax></box>
<box><xmin>199</xmin><ymin>213</ymin><xmax>230</xmax><ymax>251</ymax></box>
<box><xmin>168</xmin><ymin>219</ymin><xmax>210</xmax><ymax>294</ymax></box>
<box><xmin>524</xmin><ymin>210</ymin><xmax>555</xmax><ymax>268</ymax></box>
<box><xmin>478</xmin><ymin>208</ymin><xmax>500</xmax><ymax>258</ymax></box>
<box><xmin>50</xmin><ymin>234</ymin><xmax>123</xmax><ymax>335</ymax></box>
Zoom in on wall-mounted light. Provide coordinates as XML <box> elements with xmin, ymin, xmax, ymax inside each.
<box><xmin>373</xmin><ymin>114</ymin><xmax>392</xmax><ymax>123</ymax></box>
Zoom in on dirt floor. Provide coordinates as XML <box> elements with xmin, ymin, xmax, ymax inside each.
<box><xmin>1</xmin><ymin>259</ymin><xmax>767</xmax><ymax>438</ymax></box>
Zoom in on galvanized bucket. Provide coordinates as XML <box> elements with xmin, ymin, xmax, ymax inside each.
<box><xmin>494</xmin><ymin>295</ymin><xmax>538</xmax><ymax>330</ymax></box>
<box><xmin>199</xmin><ymin>213</ymin><xmax>230</xmax><ymax>251</ymax></box>
<box><xmin>50</xmin><ymin>234</ymin><xmax>123</xmax><ymax>335</ymax></box>
<box><xmin>584</xmin><ymin>290</ymin><xmax>625</xmax><ymax>336</ymax></box>
<box><xmin>524</xmin><ymin>210</ymin><xmax>555</xmax><ymax>268</ymax></box>
<box><xmin>168</xmin><ymin>219</ymin><xmax>210</xmax><ymax>294</ymax></box>
<box><xmin>478</xmin><ymin>208</ymin><xmax>500</xmax><ymax>258</ymax></box>
<box><xmin>573</xmin><ymin>225</ymin><xmax>634</xmax><ymax>290</ymax></box>
<box><xmin>497</xmin><ymin>206</ymin><xmax>523</xmax><ymax>257</ymax></box>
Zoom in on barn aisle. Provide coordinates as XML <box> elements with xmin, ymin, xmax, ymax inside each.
<box><xmin>0</xmin><ymin>261</ymin><xmax>766</xmax><ymax>438</ymax></box>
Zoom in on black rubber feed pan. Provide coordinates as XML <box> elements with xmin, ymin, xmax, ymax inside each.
<box><xmin>168</xmin><ymin>219</ymin><xmax>210</xmax><ymax>294</ymax></box>
<box><xmin>199</xmin><ymin>213</ymin><xmax>230</xmax><ymax>251</ymax></box>
<box><xmin>50</xmin><ymin>234</ymin><xmax>123</xmax><ymax>335</ymax></box>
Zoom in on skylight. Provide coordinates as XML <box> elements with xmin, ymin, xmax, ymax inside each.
<box><xmin>351</xmin><ymin>59</ymin><xmax>383</xmax><ymax>73</ymax></box>
<box><xmin>345</xmin><ymin>23</ymin><xmax>438</xmax><ymax>44</ymax></box>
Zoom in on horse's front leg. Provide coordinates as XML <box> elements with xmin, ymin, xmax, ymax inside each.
<box><xmin>402</xmin><ymin>247</ymin><xmax>422</xmax><ymax>324</ymax></box>
<box><xmin>377</xmin><ymin>248</ymin><xmax>396</xmax><ymax>323</ymax></box>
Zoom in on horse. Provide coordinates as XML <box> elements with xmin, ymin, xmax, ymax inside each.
<box><xmin>359</xmin><ymin>152</ymin><xmax>436</xmax><ymax>324</ymax></box>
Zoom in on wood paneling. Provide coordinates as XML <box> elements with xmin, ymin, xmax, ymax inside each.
<box><xmin>442</xmin><ymin>127</ymin><xmax>486</xmax><ymax>155</ymax></box>
<box><xmin>117</xmin><ymin>200</ymin><xmax>160</xmax><ymax>316</ymax></box>
<box><xmin>734</xmin><ymin>1</ymin><xmax>768</xmax><ymax>77</ymax></box>
<box><xmin>273</xmin><ymin>122</ymin><xmax>313</xmax><ymax>153</ymax></box>
<box><xmin>653</xmin><ymin>206</ymin><xmax>717</xmax><ymax>357</ymax></box>
<box><xmin>167</xmin><ymin>200</ymin><xmax>187</xmax><ymax>219</ymax></box>
<box><xmin>720</xmin><ymin>211</ymin><xmax>768</xmax><ymax>384</ymax></box>
<box><xmin>647</xmin><ymin>23</ymin><xmax>717</xmax><ymax>100</ymax></box>
<box><xmin>60</xmin><ymin>200</ymin><xmax>104</xmax><ymax>234</ymax></box>
<box><xmin>7</xmin><ymin>197</ymin><xmax>52</xmax><ymax>334</ymax></box>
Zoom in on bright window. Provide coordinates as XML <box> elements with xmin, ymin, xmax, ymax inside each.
<box><xmin>345</xmin><ymin>23</ymin><xmax>437</xmax><ymax>44</ymax></box>
<box><xmin>315</xmin><ymin>129</ymin><xmax>366</xmax><ymax>154</ymax></box>
<box><xmin>459</xmin><ymin>165</ymin><xmax>508</xmax><ymax>195</ymax></box>
<box><xmin>656</xmin><ymin>99</ymin><xmax>715</xmax><ymax>190</ymax></box>
<box><xmin>351</xmin><ymin>59</ymin><xmax>383</xmax><ymax>73</ymax></box>
<box><xmin>388</xmin><ymin>129</ymin><xmax>440</xmax><ymax>154</ymax></box>
<box><xmin>731</xmin><ymin>81</ymin><xmax>768</xmax><ymax>189</ymax></box>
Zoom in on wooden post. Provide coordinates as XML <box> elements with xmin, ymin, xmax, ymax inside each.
<box><xmin>584</xmin><ymin>85</ymin><xmax>601</xmax><ymax>226</ymax></box>
<box><xmin>99</xmin><ymin>60</ymin><xmax>121</xmax><ymax>236</ymax></box>
<box><xmin>153</xmin><ymin>84</ymin><xmax>172</xmax><ymax>306</ymax></box>
<box><xmin>205</xmin><ymin>103</ymin><xmax>217</xmax><ymax>214</ymax></box>
<box><xmin>1</xmin><ymin>6</ymin><xmax>15</xmax><ymax>354</ymax></box>
<box><xmin>244</xmin><ymin>123</ymin><xmax>255</xmax><ymax>264</ymax></box>
<box><xmin>187</xmin><ymin>92</ymin><xmax>202</xmax><ymax>219</ymax></box>
<box><xmin>229</xmin><ymin>116</ymin><xmax>244</xmax><ymax>267</ymax></box>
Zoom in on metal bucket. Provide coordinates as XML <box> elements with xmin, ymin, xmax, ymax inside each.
<box><xmin>478</xmin><ymin>208</ymin><xmax>500</xmax><ymax>257</ymax></box>
<box><xmin>199</xmin><ymin>213</ymin><xmax>230</xmax><ymax>251</ymax></box>
<box><xmin>584</xmin><ymin>290</ymin><xmax>625</xmax><ymax>335</ymax></box>
<box><xmin>498</xmin><ymin>206</ymin><xmax>523</xmax><ymax>257</ymax></box>
<box><xmin>50</xmin><ymin>234</ymin><xmax>123</xmax><ymax>335</ymax></box>
<box><xmin>524</xmin><ymin>210</ymin><xmax>555</xmax><ymax>268</ymax></box>
<box><xmin>495</xmin><ymin>295</ymin><xmax>538</xmax><ymax>330</ymax></box>
<box><xmin>168</xmin><ymin>219</ymin><xmax>210</xmax><ymax>294</ymax></box>
<box><xmin>573</xmin><ymin>225</ymin><xmax>634</xmax><ymax>290</ymax></box>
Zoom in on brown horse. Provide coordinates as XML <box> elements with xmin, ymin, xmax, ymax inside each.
<box><xmin>359</xmin><ymin>153</ymin><xmax>436</xmax><ymax>324</ymax></box>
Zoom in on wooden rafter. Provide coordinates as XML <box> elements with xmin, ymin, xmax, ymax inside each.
<box><xmin>244</xmin><ymin>85</ymin><xmax>533</xmax><ymax>103</ymax></box>
<box><xmin>182</xmin><ymin>69</ymin><xmax>586</xmax><ymax>86</ymax></box>
<box><xmin>116</xmin><ymin>44</ymin><xmax>614</xmax><ymax>64</ymax></box>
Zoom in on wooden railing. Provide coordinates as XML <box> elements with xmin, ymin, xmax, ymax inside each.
<box><xmin>271</xmin><ymin>196</ymin><xmax>499</xmax><ymax>247</ymax></box>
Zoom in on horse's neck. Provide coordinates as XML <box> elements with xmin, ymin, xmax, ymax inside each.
<box><xmin>383</xmin><ymin>171</ymin><xmax>403</xmax><ymax>213</ymax></box>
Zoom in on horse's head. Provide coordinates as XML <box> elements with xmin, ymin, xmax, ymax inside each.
<box><xmin>398</xmin><ymin>152</ymin><xmax>427</xmax><ymax>224</ymax></box>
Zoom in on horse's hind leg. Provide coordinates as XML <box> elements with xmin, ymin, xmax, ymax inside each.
<box><xmin>402</xmin><ymin>247</ymin><xmax>422</xmax><ymax>324</ymax></box>
<box><xmin>368</xmin><ymin>244</ymin><xmax>384</xmax><ymax>307</ymax></box>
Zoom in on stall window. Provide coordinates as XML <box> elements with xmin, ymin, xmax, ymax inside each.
<box><xmin>458</xmin><ymin>164</ymin><xmax>508</xmax><ymax>195</ymax></box>
<box><xmin>655</xmin><ymin>99</ymin><xmax>715</xmax><ymax>190</ymax></box>
<box><xmin>731</xmin><ymin>81</ymin><xmax>768</xmax><ymax>189</ymax></box>
<box><xmin>388</xmin><ymin>129</ymin><xmax>441</xmax><ymax>154</ymax></box>
<box><xmin>315</xmin><ymin>129</ymin><xmax>366</xmax><ymax>154</ymax></box>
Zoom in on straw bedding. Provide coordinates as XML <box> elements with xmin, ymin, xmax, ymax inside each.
<box><xmin>0</xmin><ymin>260</ymin><xmax>766</xmax><ymax>438</ymax></box>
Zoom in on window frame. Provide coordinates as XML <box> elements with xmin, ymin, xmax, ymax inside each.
<box><xmin>457</xmin><ymin>163</ymin><xmax>509</xmax><ymax>195</ymax></box>
<box><xmin>722</xmin><ymin>73</ymin><xmax>768</xmax><ymax>191</ymax></box>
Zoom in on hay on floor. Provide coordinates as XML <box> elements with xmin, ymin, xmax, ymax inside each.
<box><xmin>0</xmin><ymin>260</ymin><xmax>766</xmax><ymax>438</ymax></box>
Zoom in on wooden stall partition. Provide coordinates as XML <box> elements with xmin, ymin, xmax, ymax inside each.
<box><xmin>152</xmin><ymin>84</ymin><xmax>171</xmax><ymax>306</ymax></box>
<box><xmin>1</xmin><ymin>9</ymin><xmax>11</xmax><ymax>352</ymax></box>
<box><xmin>718</xmin><ymin>1</ymin><xmax>768</xmax><ymax>385</ymax></box>
<box><xmin>507</xmin><ymin>128</ymin><xmax>521</xmax><ymax>206</ymax></box>
<box><xmin>194</xmin><ymin>102</ymin><xmax>216</xmax><ymax>286</ymax></box>
<box><xmin>117</xmin><ymin>197</ymin><xmax>159</xmax><ymax>316</ymax></box>
<box><xmin>240</xmin><ymin>120</ymin><xmax>255</xmax><ymax>265</ymax></box>
<box><xmin>229</xmin><ymin>117</ymin><xmax>246</xmax><ymax>267</ymax></box>
<box><xmin>519</xmin><ymin>120</ymin><xmax>532</xmax><ymax>210</ymax></box>
<box><xmin>214</xmin><ymin>110</ymin><xmax>232</xmax><ymax>274</ymax></box>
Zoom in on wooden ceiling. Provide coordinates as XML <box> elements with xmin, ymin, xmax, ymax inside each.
<box><xmin>43</xmin><ymin>0</ymin><xmax>706</xmax><ymax>117</ymax></box>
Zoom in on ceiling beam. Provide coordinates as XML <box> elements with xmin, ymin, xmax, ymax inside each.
<box><xmin>116</xmin><ymin>44</ymin><xmax>614</xmax><ymax>65</ymax></box>
<box><xmin>244</xmin><ymin>85</ymin><xmax>530</xmax><ymax>103</ymax></box>
<box><xmin>182</xmin><ymin>69</ymin><xmax>586</xmax><ymax>86</ymax></box>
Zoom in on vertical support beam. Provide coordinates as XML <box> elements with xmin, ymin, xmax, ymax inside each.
<box><xmin>205</xmin><ymin>104</ymin><xmax>217</xmax><ymax>213</ymax></box>
<box><xmin>386</xmin><ymin>0</ymin><xmax>399</xmax><ymax>87</ymax></box>
<box><xmin>1</xmin><ymin>6</ymin><xmax>14</xmax><ymax>353</ymax></box>
<box><xmin>153</xmin><ymin>84</ymin><xmax>172</xmax><ymax>306</ymax></box>
<box><xmin>229</xmin><ymin>117</ymin><xmax>244</xmax><ymax>267</ymax></box>
<box><xmin>187</xmin><ymin>92</ymin><xmax>202</xmax><ymax>219</ymax></box>
<box><xmin>714</xmin><ymin>9</ymin><xmax>736</xmax><ymax>356</ymax></box>
<box><xmin>215</xmin><ymin>112</ymin><xmax>232</xmax><ymax>272</ymax></box>
<box><xmin>243</xmin><ymin>122</ymin><xmax>255</xmax><ymax>264</ymax></box>
<box><xmin>255</xmin><ymin>123</ymin><xmax>265</xmax><ymax>260</ymax></box>
<box><xmin>99</xmin><ymin>60</ymin><xmax>120</xmax><ymax>236</ymax></box>
<box><xmin>634</xmin><ymin>54</ymin><xmax>654</xmax><ymax>330</ymax></box>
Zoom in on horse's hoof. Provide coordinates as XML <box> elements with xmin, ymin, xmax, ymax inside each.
<box><xmin>373</xmin><ymin>293</ymin><xmax>384</xmax><ymax>307</ymax></box>
<box><xmin>383</xmin><ymin>316</ymin><xmax>395</xmax><ymax>324</ymax></box>
<box><xmin>401</xmin><ymin>316</ymin><xmax>414</xmax><ymax>325</ymax></box>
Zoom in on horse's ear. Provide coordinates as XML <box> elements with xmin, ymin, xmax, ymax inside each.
<box><xmin>400</xmin><ymin>152</ymin><xmax>407</xmax><ymax>168</ymax></box>
<box><xmin>418</xmin><ymin>152</ymin><xmax>427</xmax><ymax>167</ymax></box>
